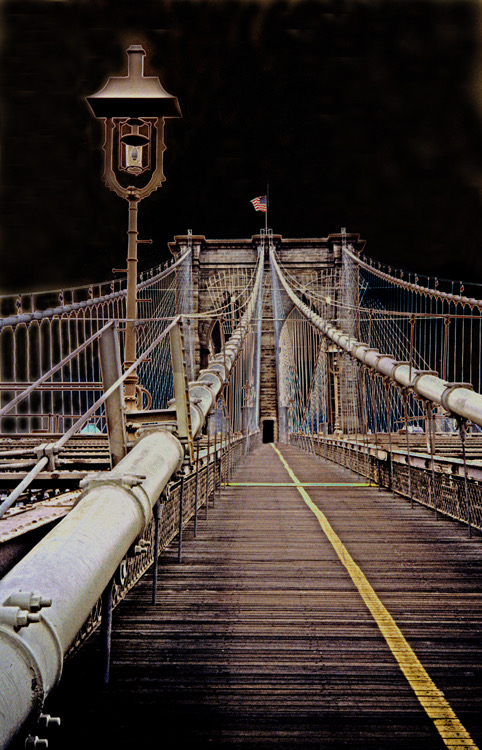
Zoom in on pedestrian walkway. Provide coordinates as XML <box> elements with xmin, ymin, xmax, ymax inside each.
<box><xmin>44</xmin><ymin>444</ymin><xmax>482</xmax><ymax>749</ymax></box>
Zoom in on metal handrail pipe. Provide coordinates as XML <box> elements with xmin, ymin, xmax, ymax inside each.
<box><xmin>0</xmin><ymin>292</ymin><xmax>125</xmax><ymax>331</ymax></box>
<box><xmin>0</xmin><ymin>248</ymin><xmax>192</xmax><ymax>331</ymax></box>
<box><xmin>343</xmin><ymin>244</ymin><xmax>482</xmax><ymax>309</ymax></box>
<box><xmin>197</xmin><ymin>371</ymin><xmax>224</xmax><ymax>392</ymax></box>
<box><xmin>0</xmin><ymin>243</ymin><xmax>264</xmax><ymax>742</ymax></box>
<box><xmin>0</xmin><ymin>246</ymin><xmax>263</xmax><ymax>746</ymax></box>
<box><xmin>271</xmin><ymin>249</ymin><xmax>482</xmax><ymax>428</ymax></box>
<box><xmin>0</xmin><ymin>428</ymin><xmax>183</xmax><ymax>749</ymax></box>
<box><xmin>189</xmin><ymin>384</ymin><xmax>218</xmax><ymax>437</ymax></box>
<box><xmin>185</xmin><ymin>245</ymin><xmax>265</xmax><ymax>434</ymax></box>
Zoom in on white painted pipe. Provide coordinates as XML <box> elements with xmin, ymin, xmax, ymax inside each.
<box><xmin>271</xmin><ymin>250</ymin><xmax>482</xmax><ymax>428</ymax></box>
<box><xmin>0</xmin><ymin>429</ymin><xmax>183</xmax><ymax>749</ymax></box>
<box><xmin>0</xmin><ymin>244</ymin><xmax>266</xmax><ymax>749</ymax></box>
<box><xmin>187</xmin><ymin>244</ymin><xmax>265</xmax><ymax>433</ymax></box>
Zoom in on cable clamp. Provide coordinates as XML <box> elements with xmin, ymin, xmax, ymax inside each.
<box><xmin>440</xmin><ymin>382</ymin><xmax>474</xmax><ymax>413</ymax></box>
<box><xmin>33</xmin><ymin>443</ymin><xmax>59</xmax><ymax>471</ymax></box>
<box><xmin>79</xmin><ymin>472</ymin><xmax>146</xmax><ymax>491</ymax></box>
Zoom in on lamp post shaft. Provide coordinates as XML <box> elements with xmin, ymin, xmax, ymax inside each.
<box><xmin>86</xmin><ymin>44</ymin><xmax>181</xmax><ymax>413</ymax></box>
<box><xmin>124</xmin><ymin>197</ymin><xmax>140</xmax><ymax>410</ymax></box>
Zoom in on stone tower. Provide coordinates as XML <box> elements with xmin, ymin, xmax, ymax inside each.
<box><xmin>169</xmin><ymin>232</ymin><xmax>365</xmax><ymax>441</ymax></box>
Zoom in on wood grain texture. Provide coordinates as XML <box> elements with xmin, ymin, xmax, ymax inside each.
<box><xmin>44</xmin><ymin>444</ymin><xmax>482</xmax><ymax>750</ymax></box>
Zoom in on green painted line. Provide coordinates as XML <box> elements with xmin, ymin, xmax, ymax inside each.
<box><xmin>226</xmin><ymin>482</ymin><xmax>377</xmax><ymax>487</ymax></box>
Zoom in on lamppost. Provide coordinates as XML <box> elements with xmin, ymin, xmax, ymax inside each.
<box><xmin>86</xmin><ymin>45</ymin><xmax>181</xmax><ymax>411</ymax></box>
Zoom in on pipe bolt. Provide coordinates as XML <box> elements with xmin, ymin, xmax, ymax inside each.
<box><xmin>38</xmin><ymin>714</ymin><xmax>61</xmax><ymax>731</ymax></box>
<box><xmin>134</xmin><ymin>539</ymin><xmax>150</xmax><ymax>555</ymax></box>
<box><xmin>0</xmin><ymin>605</ymin><xmax>41</xmax><ymax>630</ymax></box>
<box><xmin>25</xmin><ymin>736</ymin><xmax>48</xmax><ymax>749</ymax></box>
<box><xmin>31</xmin><ymin>595</ymin><xmax>52</xmax><ymax>612</ymax></box>
<box><xmin>20</xmin><ymin>611</ymin><xmax>42</xmax><ymax>629</ymax></box>
<box><xmin>122</xmin><ymin>473</ymin><xmax>146</xmax><ymax>488</ymax></box>
<box><xmin>5</xmin><ymin>592</ymin><xmax>52</xmax><ymax>612</ymax></box>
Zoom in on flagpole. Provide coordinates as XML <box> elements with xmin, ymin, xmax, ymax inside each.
<box><xmin>266</xmin><ymin>183</ymin><xmax>269</xmax><ymax>233</ymax></box>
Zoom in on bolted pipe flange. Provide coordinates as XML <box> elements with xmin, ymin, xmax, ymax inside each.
<box><xmin>78</xmin><ymin>471</ymin><xmax>108</xmax><ymax>490</ymax></box>
<box><xmin>77</xmin><ymin>472</ymin><xmax>153</xmax><ymax>538</ymax></box>
<box><xmin>79</xmin><ymin>472</ymin><xmax>147</xmax><ymax>491</ymax></box>
<box><xmin>0</xmin><ymin>606</ymin><xmax>41</xmax><ymax>631</ymax></box>
<box><xmin>135</xmin><ymin>424</ymin><xmax>177</xmax><ymax>438</ymax></box>
<box><xmin>410</xmin><ymin>370</ymin><xmax>440</xmax><ymax>400</ymax></box>
<box><xmin>411</xmin><ymin>370</ymin><xmax>439</xmax><ymax>383</ymax></box>
<box><xmin>389</xmin><ymin>361</ymin><xmax>411</xmax><ymax>380</ymax></box>
<box><xmin>441</xmin><ymin>382</ymin><xmax>474</xmax><ymax>413</ymax></box>
<box><xmin>209</xmin><ymin>362</ymin><xmax>227</xmax><ymax>379</ymax></box>
<box><xmin>4</xmin><ymin>592</ymin><xmax>52</xmax><ymax>613</ymax></box>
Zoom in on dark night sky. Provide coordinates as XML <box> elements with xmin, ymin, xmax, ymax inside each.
<box><xmin>2</xmin><ymin>0</ymin><xmax>482</xmax><ymax>294</ymax></box>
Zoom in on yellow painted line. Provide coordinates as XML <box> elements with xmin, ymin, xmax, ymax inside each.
<box><xmin>271</xmin><ymin>444</ymin><xmax>479</xmax><ymax>750</ymax></box>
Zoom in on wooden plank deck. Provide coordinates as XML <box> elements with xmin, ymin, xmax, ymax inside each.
<box><xmin>43</xmin><ymin>443</ymin><xmax>482</xmax><ymax>750</ymax></box>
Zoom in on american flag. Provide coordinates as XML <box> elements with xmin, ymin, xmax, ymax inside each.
<box><xmin>250</xmin><ymin>196</ymin><xmax>267</xmax><ymax>212</ymax></box>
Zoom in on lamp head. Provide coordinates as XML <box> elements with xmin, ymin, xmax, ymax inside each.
<box><xmin>86</xmin><ymin>45</ymin><xmax>181</xmax><ymax>200</ymax></box>
<box><xmin>86</xmin><ymin>45</ymin><xmax>181</xmax><ymax>119</ymax></box>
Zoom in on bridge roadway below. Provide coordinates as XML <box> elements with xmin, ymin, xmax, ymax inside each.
<box><xmin>43</xmin><ymin>444</ymin><xmax>481</xmax><ymax>750</ymax></box>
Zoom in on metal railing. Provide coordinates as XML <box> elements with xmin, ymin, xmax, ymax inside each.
<box><xmin>270</xmin><ymin>244</ymin><xmax>482</xmax><ymax>536</ymax></box>
<box><xmin>0</xmin><ymin>245</ymin><xmax>265</xmax><ymax>749</ymax></box>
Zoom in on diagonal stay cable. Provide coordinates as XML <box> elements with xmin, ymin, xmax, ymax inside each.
<box><xmin>0</xmin><ymin>321</ymin><xmax>114</xmax><ymax>418</ymax></box>
<box><xmin>0</xmin><ymin>316</ymin><xmax>181</xmax><ymax>517</ymax></box>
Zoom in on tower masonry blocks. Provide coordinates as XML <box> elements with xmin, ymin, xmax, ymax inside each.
<box><xmin>169</xmin><ymin>232</ymin><xmax>365</xmax><ymax>441</ymax></box>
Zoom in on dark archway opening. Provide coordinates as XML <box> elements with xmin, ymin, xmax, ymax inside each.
<box><xmin>262</xmin><ymin>419</ymin><xmax>274</xmax><ymax>443</ymax></box>
<box><xmin>210</xmin><ymin>320</ymin><xmax>222</xmax><ymax>354</ymax></box>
